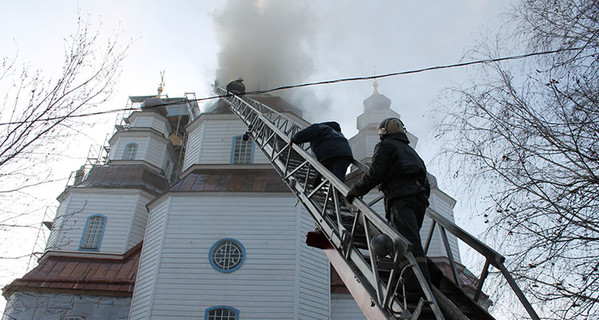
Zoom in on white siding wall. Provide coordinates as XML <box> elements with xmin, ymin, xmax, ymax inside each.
<box><xmin>424</xmin><ymin>190</ymin><xmax>461</xmax><ymax>262</ymax></box>
<box><xmin>3</xmin><ymin>292</ymin><xmax>131</xmax><ymax>320</ymax></box>
<box><xmin>131</xmin><ymin>193</ymin><xmax>329</xmax><ymax>320</ymax></box>
<box><xmin>127</xmin><ymin>193</ymin><xmax>154</xmax><ymax>249</ymax></box>
<box><xmin>182</xmin><ymin>121</ymin><xmax>205</xmax><ymax>171</ymax></box>
<box><xmin>365</xmin><ymin>134</ymin><xmax>380</xmax><ymax>159</ymax></box>
<box><xmin>184</xmin><ymin>118</ymin><xmax>269</xmax><ymax>168</ymax></box>
<box><xmin>146</xmin><ymin>135</ymin><xmax>173</xmax><ymax>171</ymax></box>
<box><xmin>349</xmin><ymin>134</ymin><xmax>367</xmax><ymax>163</ymax></box>
<box><xmin>130</xmin><ymin>113</ymin><xmax>171</xmax><ymax>138</ymax></box>
<box><xmin>45</xmin><ymin>196</ymin><xmax>72</xmax><ymax>251</ymax></box>
<box><xmin>109</xmin><ymin>134</ymin><xmax>174</xmax><ymax>174</ymax></box>
<box><xmin>330</xmin><ymin>293</ymin><xmax>366</xmax><ymax>320</ymax></box>
<box><xmin>109</xmin><ymin>136</ymin><xmax>150</xmax><ymax>161</ymax></box>
<box><xmin>298</xmin><ymin>206</ymin><xmax>330</xmax><ymax>319</ymax></box>
<box><xmin>46</xmin><ymin>190</ymin><xmax>149</xmax><ymax>254</ymax></box>
<box><xmin>349</xmin><ymin>129</ymin><xmax>381</xmax><ymax>163</ymax></box>
<box><xmin>129</xmin><ymin>198</ymin><xmax>171</xmax><ymax>320</ymax></box>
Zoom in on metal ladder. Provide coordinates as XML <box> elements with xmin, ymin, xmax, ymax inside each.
<box><xmin>215</xmin><ymin>87</ymin><xmax>540</xmax><ymax>320</ymax></box>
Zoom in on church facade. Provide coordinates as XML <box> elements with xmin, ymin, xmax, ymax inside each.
<box><xmin>2</xmin><ymin>85</ymin><xmax>461</xmax><ymax>320</ymax></box>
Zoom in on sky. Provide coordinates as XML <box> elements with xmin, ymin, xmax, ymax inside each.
<box><xmin>0</xmin><ymin>0</ymin><xmax>515</xmax><ymax>315</ymax></box>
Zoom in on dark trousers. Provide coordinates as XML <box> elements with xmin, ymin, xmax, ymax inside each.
<box><xmin>387</xmin><ymin>195</ymin><xmax>432</xmax><ymax>299</ymax></box>
<box><xmin>320</xmin><ymin>156</ymin><xmax>352</xmax><ymax>182</ymax></box>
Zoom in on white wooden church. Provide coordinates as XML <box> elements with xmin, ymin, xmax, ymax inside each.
<box><xmin>2</xmin><ymin>84</ymin><xmax>463</xmax><ymax>320</ymax></box>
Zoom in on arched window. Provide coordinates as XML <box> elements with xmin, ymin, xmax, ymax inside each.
<box><xmin>79</xmin><ymin>215</ymin><xmax>107</xmax><ymax>251</ymax></box>
<box><xmin>209</xmin><ymin>238</ymin><xmax>245</xmax><ymax>273</ymax></box>
<box><xmin>205</xmin><ymin>306</ymin><xmax>239</xmax><ymax>320</ymax></box>
<box><xmin>230</xmin><ymin>135</ymin><xmax>253</xmax><ymax>164</ymax></box>
<box><xmin>123</xmin><ymin>143</ymin><xmax>138</xmax><ymax>160</ymax></box>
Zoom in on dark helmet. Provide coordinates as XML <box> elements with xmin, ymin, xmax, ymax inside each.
<box><xmin>322</xmin><ymin>121</ymin><xmax>341</xmax><ymax>132</ymax></box>
<box><xmin>377</xmin><ymin>117</ymin><xmax>405</xmax><ymax>136</ymax></box>
<box><xmin>371</xmin><ymin>234</ymin><xmax>394</xmax><ymax>257</ymax></box>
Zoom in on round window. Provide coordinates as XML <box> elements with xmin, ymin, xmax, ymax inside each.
<box><xmin>209</xmin><ymin>238</ymin><xmax>245</xmax><ymax>273</ymax></box>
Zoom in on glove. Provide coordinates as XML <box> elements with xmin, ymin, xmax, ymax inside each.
<box><xmin>345</xmin><ymin>188</ymin><xmax>359</xmax><ymax>204</ymax></box>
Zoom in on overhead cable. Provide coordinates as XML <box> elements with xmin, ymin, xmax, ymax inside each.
<box><xmin>0</xmin><ymin>47</ymin><xmax>581</xmax><ymax>126</ymax></box>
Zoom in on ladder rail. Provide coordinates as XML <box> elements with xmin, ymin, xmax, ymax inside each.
<box><xmin>215</xmin><ymin>87</ymin><xmax>444</xmax><ymax>319</ymax></box>
<box><xmin>218</xmin><ymin>87</ymin><xmax>539</xmax><ymax>319</ymax></box>
<box><xmin>425</xmin><ymin>208</ymin><xmax>541</xmax><ymax>320</ymax></box>
<box><xmin>370</xmin><ymin>188</ymin><xmax>540</xmax><ymax>319</ymax></box>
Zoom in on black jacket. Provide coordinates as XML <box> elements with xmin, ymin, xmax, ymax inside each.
<box><xmin>352</xmin><ymin>132</ymin><xmax>430</xmax><ymax>201</ymax></box>
<box><xmin>291</xmin><ymin>123</ymin><xmax>353</xmax><ymax>162</ymax></box>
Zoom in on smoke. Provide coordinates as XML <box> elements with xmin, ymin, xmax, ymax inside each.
<box><xmin>213</xmin><ymin>0</ymin><xmax>329</xmax><ymax>116</ymax></box>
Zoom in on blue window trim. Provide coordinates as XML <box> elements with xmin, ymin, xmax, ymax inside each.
<box><xmin>209</xmin><ymin>238</ymin><xmax>246</xmax><ymax>273</ymax></box>
<box><xmin>204</xmin><ymin>306</ymin><xmax>239</xmax><ymax>320</ymax></box>
<box><xmin>122</xmin><ymin>143</ymin><xmax>138</xmax><ymax>160</ymax></box>
<box><xmin>229</xmin><ymin>135</ymin><xmax>255</xmax><ymax>164</ymax></box>
<box><xmin>78</xmin><ymin>214</ymin><xmax>107</xmax><ymax>251</ymax></box>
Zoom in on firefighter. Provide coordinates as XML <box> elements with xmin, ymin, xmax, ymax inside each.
<box><xmin>291</xmin><ymin>121</ymin><xmax>353</xmax><ymax>183</ymax></box>
<box><xmin>226</xmin><ymin>77</ymin><xmax>245</xmax><ymax>95</ymax></box>
<box><xmin>345</xmin><ymin>117</ymin><xmax>432</xmax><ymax>302</ymax></box>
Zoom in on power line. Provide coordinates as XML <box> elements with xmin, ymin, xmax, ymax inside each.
<box><xmin>0</xmin><ymin>107</ymin><xmax>138</xmax><ymax>126</ymax></box>
<box><xmin>0</xmin><ymin>47</ymin><xmax>581</xmax><ymax>126</ymax></box>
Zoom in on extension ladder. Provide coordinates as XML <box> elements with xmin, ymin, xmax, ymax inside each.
<box><xmin>215</xmin><ymin>87</ymin><xmax>540</xmax><ymax>320</ymax></box>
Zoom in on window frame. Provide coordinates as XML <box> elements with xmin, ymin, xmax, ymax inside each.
<box><xmin>123</xmin><ymin>142</ymin><xmax>138</xmax><ymax>160</ymax></box>
<box><xmin>204</xmin><ymin>306</ymin><xmax>239</xmax><ymax>320</ymax></box>
<box><xmin>209</xmin><ymin>238</ymin><xmax>246</xmax><ymax>273</ymax></box>
<box><xmin>230</xmin><ymin>135</ymin><xmax>254</xmax><ymax>164</ymax></box>
<box><xmin>78</xmin><ymin>214</ymin><xmax>107</xmax><ymax>251</ymax></box>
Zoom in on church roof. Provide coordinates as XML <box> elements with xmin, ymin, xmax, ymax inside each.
<box><xmin>73</xmin><ymin>164</ymin><xmax>170</xmax><ymax>195</ymax></box>
<box><xmin>170</xmin><ymin>168</ymin><xmax>290</xmax><ymax>193</ymax></box>
<box><xmin>2</xmin><ymin>243</ymin><xmax>142</xmax><ymax>298</ymax></box>
<box><xmin>205</xmin><ymin>94</ymin><xmax>303</xmax><ymax>118</ymax></box>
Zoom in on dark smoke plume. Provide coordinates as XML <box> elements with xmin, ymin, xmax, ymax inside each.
<box><xmin>213</xmin><ymin>0</ymin><xmax>327</xmax><ymax>113</ymax></box>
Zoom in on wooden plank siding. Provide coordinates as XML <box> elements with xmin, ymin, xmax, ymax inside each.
<box><xmin>184</xmin><ymin>118</ymin><xmax>269</xmax><ymax>167</ymax></box>
<box><xmin>129</xmin><ymin>193</ymin><xmax>330</xmax><ymax>320</ymax></box>
<box><xmin>424</xmin><ymin>190</ymin><xmax>461</xmax><ymax>262</ymax></box>
<box><xmin>127</xmin><ymin>193</ymin><xmax>154</xmax><ymax>250</ymax></box>
<box><xmin>46</xmin><ymin>190</ymin><xmax>153</xmax><ymax>255</ymax></box>
<box><xmin>298</xmin><ymin>209</ymin><xmax>330</xmax><ymax>319</ymax></box>
<box><xmin>330</xmin><ymin>293</ymin><xmax>366</xmax><ymax>320</ymax></box>
<box><xmin>146</xmin><ymin>135</ymin><xmax>174</xmax><ymax>172</ymax></box>
<box><xmin>129</xmin><ymin>112</ymin><xmax>171</xmax><ymax>138</ymax></box>
<box><xmin>129</xmin><ymin>197</ymin><xmax>171</xmax><ymax>320</ymax></box>
<box><xmin>348</xmin><ymin>132</ymin><xmax>367</xmax><ymax>163</ymax></box>
<box><xmin>108</xmin><ymin>133</ymin><xmax>174</xmax><ymax>175</ymax></box>
<box><xmin>181</xmin><ymin>120</ymin><xmax>205</xmax><ymax>171</ymax></box>
<box><xmin>109</xmin><ymin>135</ymin><xmax>151</xmax><ymax>161</ymax></box>
<box><xmin>45</xmin><ymin>196</ymin><xmax>72</xmax><ymax>251</ymax></box>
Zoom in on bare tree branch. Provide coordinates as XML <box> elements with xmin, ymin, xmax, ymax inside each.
<box><xmin>434</xmin><ymin>1</ymin><xmax>599</xmax><ymax>318</ymax></box>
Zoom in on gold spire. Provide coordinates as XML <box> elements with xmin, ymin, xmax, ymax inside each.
<box><xmin>157</xmin><ymin>70</ymin><xmax>165</xmax><ymax>98</ymax></box>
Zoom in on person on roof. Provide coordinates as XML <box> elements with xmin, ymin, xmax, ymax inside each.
<box><xmin>291</xmin><ymin>121</ymin><xmax>353</xmax><ymax>183</ymax></box>
<box><xmin>345</xmin><ymin>117</ymin><xmax>432</xmax><ymax>303</ymax></box>
<box><xmin>226</xmin><ymin>77</ymin><xmax>245</xmax><ymax>95</ymax></box>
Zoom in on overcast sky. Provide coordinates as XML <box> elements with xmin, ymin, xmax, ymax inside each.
<box><xmin>0</xmin><ymin>0</ymin><xmax>515</xmax><ymax>313</ymax></box>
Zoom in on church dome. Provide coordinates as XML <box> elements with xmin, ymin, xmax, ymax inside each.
<box><xmin>363</xmin><ymin>82</ymin><xmax>391</xmax><ymax>112</ymax></box>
